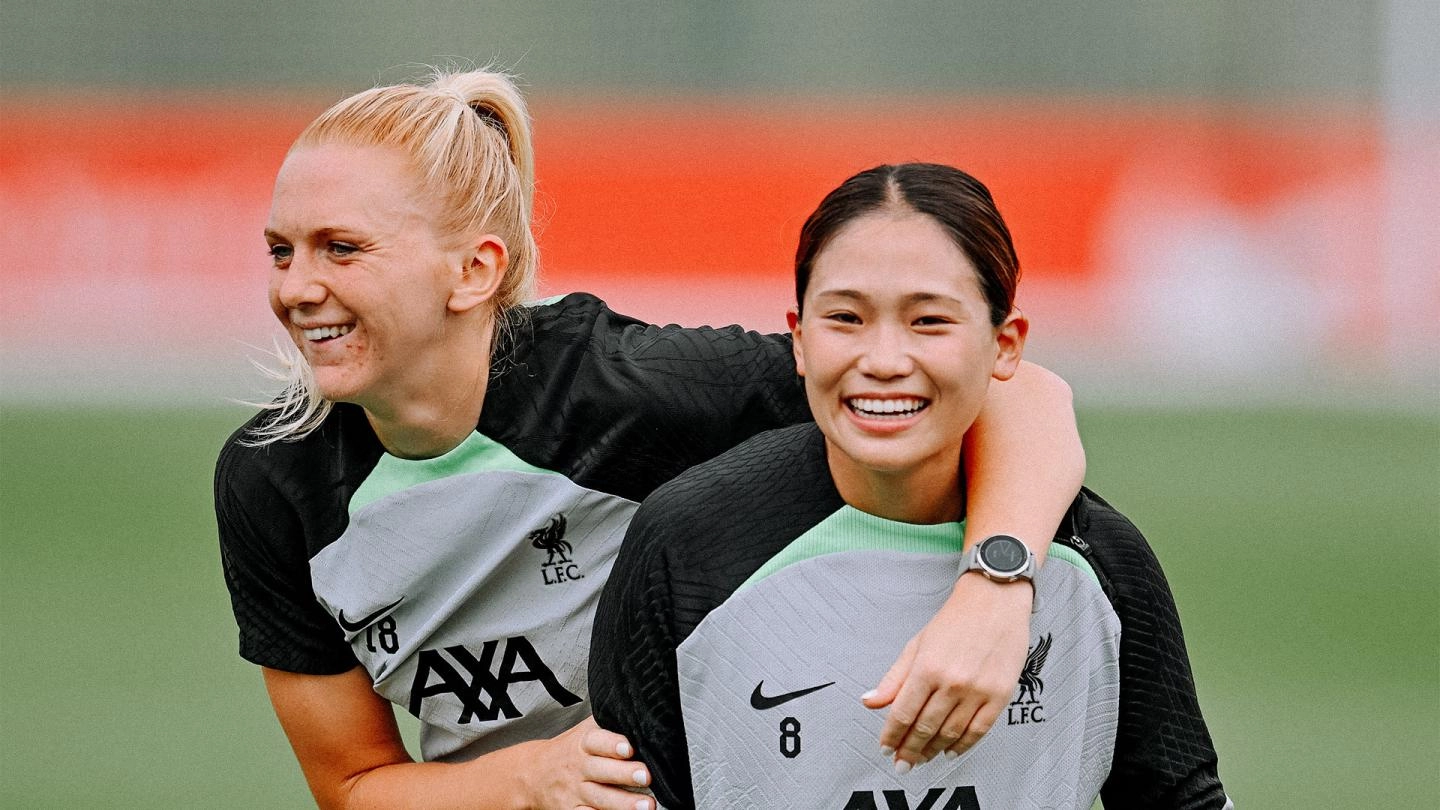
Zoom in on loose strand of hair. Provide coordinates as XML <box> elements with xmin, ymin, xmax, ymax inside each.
<box><xmin>237</xmin><ymin>339</ymin><xmax>332</xmax><ymax>446</ymax></box>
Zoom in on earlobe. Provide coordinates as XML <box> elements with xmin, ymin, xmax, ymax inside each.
<box><xmin>448</xmin><ymin>236</ymin><xmax>508</xmax><ymax>314</ymax></box>
<box><xmin>787</xmin><ymin>308</ymin><xmax>806</xmax><ymax>377</ymax></box>
<box><xmin>991</xmin><ymin>310</ymin><xmax>1029</xmax><ymax>381</ymax></box>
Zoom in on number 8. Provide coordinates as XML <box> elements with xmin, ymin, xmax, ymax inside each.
<box><xmin>780</xmin><ymin>716</ymin><xmax>801</xmax><ymax>758</ymax></box>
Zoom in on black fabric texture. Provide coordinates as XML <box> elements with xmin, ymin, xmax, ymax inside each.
<box><xmin>1075</xmin><ymin>490</ymin><xmax>1229</xmax><ymax>809</ymax></box>
<box><xmin>215</xmin><ymin>402</ymin><xmax>383</xmax><ymax>673</ymax></box>
<box><xmin>483</xmin><ymin>294</ymin><xmax>808</xmax><ymax>502</ymax></box>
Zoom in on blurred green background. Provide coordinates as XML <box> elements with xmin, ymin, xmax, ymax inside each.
<box><xmin>2</xmin><ymin>1</ymin><xmax>1437</xmax><ymax>807</ymax></box>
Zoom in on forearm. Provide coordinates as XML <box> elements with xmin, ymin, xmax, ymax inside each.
<box><xmin>962</xmin><ymin>360</ymin><xmax>1084</xmax><ymax>562</ymax></box>
<box><xmin>265</xmin><ymin>666</ymin><xmax>539</xmax><ymax>810</ymax></box>
<box><xmin>333</xmin><ymin>745</ymin><xmax>537</xmax><ymax>810</ymax></box>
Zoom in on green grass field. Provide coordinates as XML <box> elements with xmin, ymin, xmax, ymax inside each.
<box><xmin>2</xmin><ymin>405</ymin><xmax>1436</xmax><ymax>808</ymax></box>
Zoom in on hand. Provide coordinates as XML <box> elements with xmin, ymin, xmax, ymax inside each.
<box><xmin>863</xmin><ymin>573</ymin><xmax>1033</xmax><ymax>770</ymax></box>
<box><xmin>523</xmin><ymin>716</ymin><xmax>653</xmax><ymax>810</ymax></box>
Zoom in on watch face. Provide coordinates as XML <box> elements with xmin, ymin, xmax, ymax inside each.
<box><xmin>979</xmin><ymin>535</ymin><xmax>1027</xmax><ymax>574</ymax></box>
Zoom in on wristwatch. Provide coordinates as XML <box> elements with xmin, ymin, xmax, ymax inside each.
<box><xmin>959</xmin><ymin>534</ymin><xmax>1037</xmax><ymax>584</ymax></box>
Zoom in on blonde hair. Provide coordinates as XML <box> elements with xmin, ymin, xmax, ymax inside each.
<box><xmin>246</xmin><ymin>68</ymin><xmax>537</xmax><ymax>445</ymax></box>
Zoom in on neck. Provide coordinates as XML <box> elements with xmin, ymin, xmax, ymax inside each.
<box><xmin>826</xmin><ymin>443</ymin><xmax>966</xmax><ymax>525</ymax></box>
<box><xmin>362</xmin><ymin>318</ymin><xmax>496</xmax><ymax>459</ymax></box>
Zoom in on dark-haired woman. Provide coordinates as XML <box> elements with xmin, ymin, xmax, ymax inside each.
<box><xmin>591</xmin><ymin>163</ymin><xmax>1231</xmax><ymax>809</ymax></box>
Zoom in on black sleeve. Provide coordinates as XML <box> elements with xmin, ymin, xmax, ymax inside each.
<box><xmin>1076</xmin><ymin>492</ymin><xmax>1230</xmax><ymax>809</ymax></box>
<box><xmin>484</xmin><ymin>294</ymin><xmax>811</xmax><ymax>503</ymax></box>
<box><xmin>589</xmin><ymin>498</ymin><xmax>695</xmax><ymax>810</ymax></box>
<box><xmin>214</xmin><ymin>431</ymin><xmax>357</xmax><ymax>675</ymax></box>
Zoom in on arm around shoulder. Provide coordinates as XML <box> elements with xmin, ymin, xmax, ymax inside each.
<box><xmin>867</xmin><ymin>361</ymin><xmax>1085</xmax><ymax>763</ymax></box>
<box><xmin>962</xmin><ymin>360</ymin><xmax>1084</xmax><ymax>559</ymax></box>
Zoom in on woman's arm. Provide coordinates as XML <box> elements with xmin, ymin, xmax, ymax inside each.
<box><xmin>959</xmin><ymin>360</ymin><xmax>1085</xmax><ymax>562</ymax></box>
<box><xmin>263</xmin><ymin>667</ymin><xmax>653</xmax><ymax>810</ymax></box>
<box><xmin>865</xmin><ymin>360</ymin><xmax>1085</xmax><ymax>769</ymax></box>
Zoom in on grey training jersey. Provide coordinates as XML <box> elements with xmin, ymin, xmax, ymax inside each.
<box><xmin>591</xmin><ymin>423</ymin><xmax>1231</xmax><ymax>809</ymax></box>
<box><xmin>216</xmin><ymin>294</ymin><xmax>808</xmax><ymax>761</ymax></box>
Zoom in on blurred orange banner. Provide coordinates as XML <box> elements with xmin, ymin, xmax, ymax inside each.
<box><xmin>4</xmin><ymin>94</ymin><xmax>1433</xmax><ymax>401</ymax></box>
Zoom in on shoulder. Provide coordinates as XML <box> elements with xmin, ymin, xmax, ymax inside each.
<box><xmin>1051</xmin><ymin>488</ymin><xmax>1166</xmax><ymax>606</ymax></box>
<box><xmin>634</xmin><ymin>423</ymin><xmax>830</xmax><ymax>532</ymax></box>
<box><xmin>625</xmin><ymin>423</ymin><xmax>841</xmax><ymax>605</ymax></box>
<box><xmin>607</xmin><ymin>423</ymin><xmax>841</xmax><ymax>655</ymax></box>
<box><xmin>214</xmin><ymin>404</ymin><xmax>382</xmax><ymax>536</ymax></box>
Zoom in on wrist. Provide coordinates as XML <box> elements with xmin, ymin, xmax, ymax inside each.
<box><xmin>497</xmin><ymin>739</ymin><xmax>545</xmax><ymax>810</ymax></box>
<box><xmin>955</xmin><ymin>569</ymin><xmax>1034</xmax><ymax>600</ymax></box>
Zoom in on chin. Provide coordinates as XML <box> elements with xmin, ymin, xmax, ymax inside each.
<box><xmin>834</xmin><ymin>442</ymin><xmax>923</xmax><ymax>475</ymax></box>
<box><xmin>310</xmin><ymin>370</ymin><xmax>365</xmax><ymax>404</ymax></box>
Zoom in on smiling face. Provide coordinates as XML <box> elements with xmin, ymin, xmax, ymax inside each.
<box><xmin>265</xmin><ymin>143</ymin><xmax>497</xmax><ymax>412</ymax></box>
<box><xmin>790</xmin><ymin>211</ymin><xmax>1026</xmax><ymax>523</ymax></box>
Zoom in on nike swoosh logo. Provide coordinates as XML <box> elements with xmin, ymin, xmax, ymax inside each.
<box><xmin>336</xmin><ymin>596</ymin><xmax>405</xmax><ymax>632</ymax></box>
<box><xmin>750</xmin><ymin>680</ymin><xmax>836</xmax><ymax>710</ymax></box>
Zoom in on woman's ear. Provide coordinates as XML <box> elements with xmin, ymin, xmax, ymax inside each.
<box><xmin>787</xmin><ymin>308</ymin><xmax>806</xmax><ymax>377</ymax></box>
<box><xmin>991</xmin><ymin>308</ymin><xmax>1029</xmax><ymax>381</ymax></box>
<box><xmin>448</xmin><ymin>235</ymin><xmax>508</xmax><ymax>314</ymax></box>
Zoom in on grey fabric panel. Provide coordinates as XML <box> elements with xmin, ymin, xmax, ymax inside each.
<box><xmin>310</xmin><ymin>470</ymin><xmax>636</xmax><ymax>761</ymax></box>
<box><xmin>677</xmin><ymin>550</ymin><xmax>1120</xmax><ymax>809</ymax></box>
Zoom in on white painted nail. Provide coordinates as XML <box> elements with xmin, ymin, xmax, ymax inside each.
<box><xmin>861</xmin><ymin>689</ymin><xmax>878</xmax><ymax>701</ymax></box>
<box><xmin>880</xmin><ymin>745</ymin><xmax>895</xmax><ymax>757</ymax></box>
<box><xmin>635</xmin><ymin>800</ymin><xmax>651</xmax><ymax>810</ymax></box>
<box><xmin>617</xmin><ymin>741</ymin><xmax>633</xmax><ymax>758</ymax></box>
<box><xmin>634</xmin><ymin>769</ymin><xmax>649</xmax><ymax>786</ymax></box>
<box><xmin>895</xmin><ymin>759</ymin><xmax>913</xmax><ymax>775</ymax></box>
<box><xmin>944</xmin><ymin>749</ymin><xmax>960</xmax><ymax>760</ymax></box>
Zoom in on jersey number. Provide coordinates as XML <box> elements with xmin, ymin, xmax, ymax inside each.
<box><xmin>366</xmin><ymin>617</ymin><xmax>399</xmax><ymax>654</ymax></box>
<box><xmin>780</xmin><ymin>716</ymin><xmax>801</xmax><ymax>758</ymax></box>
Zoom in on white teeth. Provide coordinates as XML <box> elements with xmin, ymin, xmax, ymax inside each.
<box><xmin>847</xmin><ymin>397</ymin><xmax>927</xmax><ymax>418</ymax></box>
<box><xmin>301</xmin><ymin>324</ymin><xmax>354</xmax><ymax>341</ymax></box>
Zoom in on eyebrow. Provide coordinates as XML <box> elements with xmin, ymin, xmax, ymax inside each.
<box><xmin>812</xmin><ymin>289</ymin><xmax>966</xmax><ymax>307</ymax></box>
<box><xmin>263</xmin><ymin>226</ymin><xmax>350</xmax><ymax>243</ymax></box>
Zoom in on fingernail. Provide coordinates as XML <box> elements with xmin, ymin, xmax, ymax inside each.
<box><xmin>944</xmin><ymin>749</ymin><xmax>960</xmax><ymax>760</ymax></box>
<box><xmin>880</xmin><ymin>745</ymin><xmax>895</xmax><ymax>757</ymax></box>
<box><xmin>617</xmin><ymin>741</ymin><xmax>633</xmax><ymax>758</ymax></box>
<box><xmin>895</xmin><ymin>759</ymin><xmax>913</xmax><ymax>775</ymax></box>
<box><xmin>635</xmin><ymin>801</ymin><xmax>651</xmax><ymax>810</ymax></box>
<box><xmin>633</xmin><ymin>769</ymin><xmax>649</xmax><ymax>786</ymax></box>
<box><xmin>861</xmin><ymin>689</ymin><xmax>878</xmax><ymax>701</ymax></box>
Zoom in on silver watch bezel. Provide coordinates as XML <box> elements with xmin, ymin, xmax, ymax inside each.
<box><xmin>966</xmin><ymin>534</ymin><xmax>1035</xmax><ymax>582</ymax></box>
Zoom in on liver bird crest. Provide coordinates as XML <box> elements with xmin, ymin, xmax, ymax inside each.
<box><xmin>529</xmin><ymin>514</ymin><xmax>571</xmax><ymax>565</ymax></box>
<box><xmin>1014</xmin><ymin>633</ymin><xmax>1053</xmax><ymax>705</ymax></box>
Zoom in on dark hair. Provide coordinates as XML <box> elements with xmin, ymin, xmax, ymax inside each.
<box><xmin>794</xmin><ymin>163</ymin><xmax>1020</xmax><ymax>326</ymax></box>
